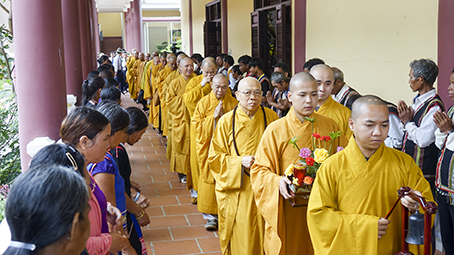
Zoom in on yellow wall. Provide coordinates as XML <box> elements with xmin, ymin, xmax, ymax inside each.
<box><xmin>98</xmin><ymin>12</ymin><xmax>122</xmax><ymax>37</ymax></box>
<box><xmin>227</xmin><ymin>0</ymin><xmax>253</xmax><ymax>58</ymax></box>
<box><xmin>306</xmin><ymin>0</ymin><xmax>439</xmax><ymax>105</ymax></box>
<box><xmin>191</xmin><ymin>0</ymin><xmax>212</xmax><ymax>55</ymax></box>
<box><xmin>142</xmin><ymin>10</ymin><xmax>181</xmax><ymax>17</ymax></box>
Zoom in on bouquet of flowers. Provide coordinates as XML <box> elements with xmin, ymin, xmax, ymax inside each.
<box><xmin>285</xmin><ymin>117</ymin><xmax>343</xmax><ymax>206</ymax></box>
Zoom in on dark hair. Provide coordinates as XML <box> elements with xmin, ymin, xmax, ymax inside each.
<box><xmin>97</xmin><ymin>55</ymin><xmax>109</xmax><ymax>65</ymax></box>
<box><xmin>97</xmin><ymin>64</ymin><xmax>114</xmax><ymax>79</ymax></box>
<box><xmin>5</xmin><ymin>165</ymin><xmax>89</xmax><ymax>254</ymax></box>
<box><xmin>104</xmin><ymin>78</ymin><xmax>119</xmax><ymax>88</ymax></box>
<box><xmin>30</xmin><ymin>144</ymin><xmax>86</xmax><ymax>178</ymax></box>
<box><xmin>191</xmin><ymin>53</ymin><xmax>203</xmax><ymax>64</ymax></box>
<box><xmin>126</xmin><ymin>107</ymin><xmax>148</xmax><ymax>134</ymax></box>
<box><xmin>274</xmin><ymin>63</ymin><xmax>290</xmax><ymax>74</ymax></box>
<box><xmin>160</xmin><ymin>51</ymin><xmax>168</xmax><ymax>58</ymax></box>
<box><xmin>60</xmin><ymin>106</ymin><xmax>110</xmax><ymax>147</ymax></box>
<box><xmin>175</xmin><ymin>51</ymin><xmax>187</xmax><ymax>57</ymax></box>
<box><xmin>82</xmin><ymin>77</ymin><xmax>105</xmax><ymax>106</ymax></box>
<box><xmin>97</xmin><ymin>101</ymin><xmax>129</xmax><ymax>135</ymax></box>
<box><xmin>232</xmin><ymin>65</ymin><xmax>242</xmax><ymax>75</ymax></box>
<box><xmin>238</xmin><ymin>55</ymin><xmax>252</xmax><ymax>65</ymax></box>
<box><xmin>100</xmin><ymin>86</ymin><xmax>121</xmax><ymax>103</ymax></box>
<box><xmin>87</xmin><ymin>71</ymin><xmax>99</xmax><ymax>79</ymax></box>
<box><xmin>249</xmin><ymin>58</ymin><xmax>265</xmax><ymax>71</ymax></box>
<box><xmin>216</xmin><ymin>53</ymin><xmax>226</xmax><ymax>59</ymax></box>
<box><xmin>270</xmin><ymin>71</ymin><xmax>290</xmax><ymax>84</ymax></box>
<box><xmin>223</xmin><ymin>55</ymin><xmax>234</xmax><ymax>66</ymax></box>
<box><xmin>303</xmin><ymin>58</ymin><xmax>325</xmax><ymax>71</ymax></box>
<box><xmin>410</xmin><ymin>59</ymin><xmax>438</xmax><ymax>85</ymax></box>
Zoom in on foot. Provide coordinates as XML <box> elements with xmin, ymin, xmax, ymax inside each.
<box><xmin>180</xmin><ymin>175</ymin><xmax>187</xmax><ymax>183</ymax></box>
<box><xmin>191</xmin><ymin>197</ymin><xmax>197</xmax><ymax>204</ymax></box>
<box><xmin>204</xmin><ymin>219</ymin><xmax>218</xmax><ymax>231</ymax></box>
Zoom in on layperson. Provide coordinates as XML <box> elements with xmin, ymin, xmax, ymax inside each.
<box><xmin>330</xmin><ymin>67</ymin><xmax>360</xmax><ymax>110</ymax></box>
<box><xmin>100</xmin><ymin>86</ymin><xmax>122</xmax><ymax>105</ymax></box>
<box><xmin>82</xmin><ymin>77</ymin><xmax>105</xmax><ymax>107</ymax></box>
<box><xmin>251</xmin><ymin>72</ymin><xmax>347</xmax><ymax>255</ymax></box>
<box><xmin>266</xmin><ymin>71</ymin><xmax>291</xmax><ymax>117</ymax></box>
<box><xmin>208</xmin><ymin>77</ymin><xmax>279</xmax><ymax>254</ymax></box>
<box><xmin>308</xmin><ymin>95</ymin><xmax>433</xmax><ymax>254</ymax></box>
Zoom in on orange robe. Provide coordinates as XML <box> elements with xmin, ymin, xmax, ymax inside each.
<box><xmin>250</xmin><ymin>109</ymin><xmax>348</xmax><ymax>255</ymax></box>
<box><xmin>163</xmin><ymin>70</ymin><xmax>180</xmax><ymax>158</ymax></box>
<box><xmin>154</xmin><ymin>65</ymin><xmax>173</xmax><ymax>134</ymax></box>
<box><xmin>192</xmin><ymin>91</ymin><xmax>238</xmax><ymax>214</ymax></box>
<box><xmin>130</xmin><ymin>59</ymin><xmax>144</xmax><ymax>100</ymax></box>
<box><xmin>315</xmin><ymin>96</ymin><xmax>353</xmax><ymax>139</ymax></box>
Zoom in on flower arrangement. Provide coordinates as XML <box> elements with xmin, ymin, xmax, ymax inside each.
<box><xmin>285</xmin><ymin>117</ymin><xmax>343</xmax><ymax>206</ymax></box>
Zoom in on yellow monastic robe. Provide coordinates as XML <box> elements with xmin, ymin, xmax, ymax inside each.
<box><xmin>208</xmin><ymin>106</ymin><xmax>279</xmax><ymax>255</ymax></box>
<box><xmin>307</xmin><ymin>137</ymin><xmax>434</xmax><ymax>255</ymax></box>
<box><xmin>151</xmin><ymin>63</ymin><xmax>164</xmax><ymax>128</ymax></box>
<box><xmin>142</xmin><ymin>61</ymin><xmax>154</xmax><ymax>99</ymax></box>
<box><xmin>166</xmin><ymin>72</ymin><xmax>197</xmax><ymax>179</ymax></box>
<box><xmin>315</xmin><ymin>96</ymin><xmax>353</xmax><ymax>139</ymax></box>
<box><xmin>164</xmin><ymin>70</ymin><xmax>180</xmax><ymax>158</ymax></box>
<box><xmin>192</xmin><ymin>91</ymin><xmax>238</xmax><ymax>214</ymax></box>
<box><xmin>250</xmin><ymin>109</ymin><xmax>348</xmax><ymax>255</ymax></box>
<box><xmin>126</xmin><ymin>57</ymin><xmax>137</xmax><ymax>94</ymax></box>
<box><xmin>130</xmin><ymin>60</ymin><xmax>144</xmax><ymax>99</ymax></box>
<box><xmin>183</xmin><ymin>75</ymin><xmax>213</xmax><ymax>191</ymax></box>
<box><xmin>155</xmin><ymin>65</ymin><xmax>172</xmax><ymax>134</ymax></box>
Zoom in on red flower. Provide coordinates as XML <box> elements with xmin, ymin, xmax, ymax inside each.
<box><xmin>321</xmin><ymin>136</ymin><xmax>331</xmax><ymax>142</ymax></box>
<box><xmin>312</xmin><ymin>133</ymin><xmax>321</xmax><ymax>139</ymax></box>
<box><xmin>303</xmin><ymin>176</ymin><xmax>314</xmax><ymax>185</ymax></box>
<box><xmin>306</xmin><ymin>157</ymin><xmax>315</xmax><ymax>166</ymax></box>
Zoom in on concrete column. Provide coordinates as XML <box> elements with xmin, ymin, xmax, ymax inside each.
<box><xmin>293</xmin><ymin>0</ymin><xmax>306</xmax><ymax>73</ymax></box>
<box><xmin>12</xmin><ymin>0</ymin><xmax>68</xmax><ymax>169</ymax></box>
<box><xmin>79</xmin><ymin>0</ymin><xmax>93</xmax><ymax>76</ymax></box>
<box><xmin>62</xmin><ymin>0</ymin><xmax>83</xmax><ymax>103</ymax></box>
<box><xmin>438</xmin><ymin>0</ymin><xmax>454</xmax><ymax>108</ymax></box>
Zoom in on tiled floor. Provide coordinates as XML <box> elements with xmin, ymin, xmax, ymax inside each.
<box><xmin>122</xmin><ymin>95</ymin><xmax>222</xmax><ymax>255</ymax></box>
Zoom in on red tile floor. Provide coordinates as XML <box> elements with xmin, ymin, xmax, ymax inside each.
<box><xmin>122</xmin><ymin>94</ymin><xmax>222</xmax><ymax>255</ymax></box>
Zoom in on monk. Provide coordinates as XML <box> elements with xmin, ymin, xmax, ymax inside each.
<box><xmin>141</xmin><ymin>55</ymin><xmax>159</xmax><ymax>124</ymax></box>
<box><xmin>131</xmin><ymin>52</ymin><xmax>146</xmax><ymax>100</ymax></box>
<box><xmin>127</xmin><ymin>50</ymin><xmax>139</xmax><ymax>97</ymax></box>
<box><xmin>183</xmin><ymin>57</ymin><xmax>217</xmax><ymax>197</ymax></box>
<box><xmin>166</xmin><ymin>57</ymin><xmax>196</xmax><ymax>184</ymax></box>
<box><xmin>307</xmin><ymin>95</ymin><xmax>434</xmax><ymax>254</ymax></box>
<box><xmin>208</xmin><ymin>77</ymin><xmax>279</xmax><ymax>255</ymax></box>
<box><xmin>164</xmin><ymin>53</ymin><xmax>188</xmax><ymax>160</ymax></box>
<box><xmin>192</xmin><ymin>74</ymin><xmax>238</xmax><ymax>230</ymax></box>
<box><xmin>310</xmin><ymin>64</ymin><xmax>353</xmax><ymax>139</ymax></box>
<box><xmin>250</xmin><ymin>72</ymin><xmax>347</xmax><ymax>255</ymax></box>
<box><xmin>155</xmin><ymin>54</ymin><xmax>177</xmax><ymax>136</ymax></box>
<box><xmin>150</xmin><ymin>52</ymin><xmax>167</xmax><ymax>128</ymax></box>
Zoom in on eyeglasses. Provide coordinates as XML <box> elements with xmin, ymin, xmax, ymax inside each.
<box><xmin>237</xmin><ymin>90</ymin><xmax>262</xmax><ymax>97</ymax></box>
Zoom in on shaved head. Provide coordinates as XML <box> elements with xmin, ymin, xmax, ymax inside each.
<box><xmin>202</xmin><ymin>57</ymin><xmax>217</xmax><ymax>68</ymax></box>
<box><xmin>351</xmin><ymin>95</ymin><xmax>388</xmax><ymax>120</ymax></box>
<box><xmin>212</xmin><ymin>73</ymin><xmax>229</xmax><ymax>84</ymax></box>
<box><xmin>238</xmin><ymin>77</ymin><xmax>260</xmax><ymax>91</ymax></box>
<box><xmin>211</xmin><ymin>74</ymin><xmax>229</xmax><ymax>99</ymax></box>
<box><xmin>289</xmin><ymin>72</ymin><xmax>317</xmax><ymax>92</ymax></box>
<box><xmin>177</xmin><ymin>54</ymin><xmax>188</xmax><ymax>66</ymax></box>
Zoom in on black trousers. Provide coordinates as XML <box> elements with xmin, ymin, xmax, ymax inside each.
<box><xmin>126</xmin><ymin>212</ymin><xmax>142</xmax><ymax>255</ymax></box>
<box><xmin>438</xmin><ymin>193</ymin><xmax>454</xmax><ymax>254</ymax></box>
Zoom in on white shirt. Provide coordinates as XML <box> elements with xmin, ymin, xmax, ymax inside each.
<box><xmin>385</xmin><ymin>113</ymin><xmax>404</xmax><ymax>149</ymax></box>
<box><xmin>112</xmin><ymin>55</ymin><xmax>122</xmax><ymax>73</ymax></box>
<box><xmin>332</xmin><ymin>84</ymin><xmax>350</xmax><ymax>102</ymax></box>
<box><xmin>400</xmin><ymin>89</ymin><xmax>441</xmax><ymax>148</ymax></box>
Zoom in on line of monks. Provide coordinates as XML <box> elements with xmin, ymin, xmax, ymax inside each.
<box><xmin>123</xmin><ymin>50</ymin><xmax>433</xmax><ymax>255</ymax></box>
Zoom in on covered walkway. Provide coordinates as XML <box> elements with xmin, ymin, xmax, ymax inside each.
<box><xmin>122</xmin><ymin>94</ymin><xmax>221</xmax><ymax>255</ymax></box>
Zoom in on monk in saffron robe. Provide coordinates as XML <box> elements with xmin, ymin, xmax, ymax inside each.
<box><xmin>127</xmin><ymin>50</ymin><xmax>138</xmax><ymax>96</ymax></box>
<box><xmin>193</xmin><ymin>74</ymin><xmax>238</xmax><ymax>230</ymax></box>
<box><xmin>142</xmin><ymin>55</ymin><xmax>159</xmax><ymax>123</ymax></box>
<box><xmin>156</xmin><ymin>54</ymin><xmax>177</xmax><ymax>137</ymax></box>
<box><xmin>164</xmin><ymin>53</ymin><xmax>187</xmax><ymax>160</ymax></box>
<box><xmin>166</xmin><ymin>57</ymin><xmax>196</xmax><ymax>184</ymax></box>
<box><xmin>131</xmin><ymin>52</ymin><xmax>146</xmax><ymax>100</ymax></box>
<box><xmin>307</xmin><ymin>95</ymin><xmax>434</xmax><ymax>254</ymax></box>
<box><xmin>150</xmin><ymin>53</ymin><xmax>167</xmax><ymax>128</ymax></box>
<box><xmin>208</xmin><ymin>77</ymin><xmax>279</xmax><ymax>255</ymax></box>
<box><xmin>310</xmin><ymin>64</ymin><xmax>353</xmax><ymax>139</ymax></box>
<box><xmin>250</xmin><ymin>72</ymin><xmax>348</xmax><ymax>255</ymax></box>
<box><xmin>183</xmin><ymin>57</ymin><xmax>217</xmax><ymax>194</ymax></box>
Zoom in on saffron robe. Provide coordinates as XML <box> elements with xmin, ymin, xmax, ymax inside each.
<box><xmin>126</xmin><ymin>57</ymin><xmax>137</xmax><ymax>96</ymax></box>
<box><xmin>155</xmin><ymin>65</ymin><xmax>173</xmax><ymax>135</ymax></box>
<box><xmin>130</xmin><ymin>60</ymin><xmax>145</xmax><ymax>100</ymax></box>
<box><xmin>250</xmin><ymin>109</ymin><xmax>348</xmax><ymax>255</ymax></box>
<box><xmin>141</xmin><ymin>61</ymin><xmax>154</xmax><ymax>99</ymax></box>
<box><xmin>307</xmin><ymin>137</ymin><xmax>434</xmax><ymax>255</ymax></box>
<box><xmin>163</xmin><ymin>69</ymin><xmax>181</xmax><ymax>157</ymax></box>
<box><xmin>184</xmin><ymin>75</ymin><xmax>213</xmax><ymax>191</ymax></box>
<box><xmin>192</xmin><ymin>91</ymin><xmax>238</xmax><ymax>214</ymax></box>
<box><xmin>149</xmin><ymin>63</ymin><xmax>163</xmax><ymax>127</ymax></box>
<box><xmin>208</xmin><ymin>106</ymin><xmax>279</xmax><ymax>255</ymax></box>
<box><xmin>315</xmin><ymin>96</ymin><xmax>353</xmax><ymax>139</ymax></box>
<box><xmin>166</xmin><ymin>72</ymin><xmax>196</xmax><ymax>178</ymax></box>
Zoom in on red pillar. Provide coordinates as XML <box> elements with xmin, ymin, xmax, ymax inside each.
<box><xmin>79</xmin><ymin>0</ymin><xmax>93</xmax><ymax>76</ymax></box>
<box><xmin>62</xmin><ymin>0</ymin><xmax>83</xmax><ymax>104</ymax></box>
<box><xmin>12</xmin><ymin>0</ymin><xmax>68</xmax><ymax>169</ymax></box>
<box><xmin>293</xmin><ymin>0</ymin><xmax>306</xmax><ymax>73</ymax></box>
<box><xmin>438</xmin><ymin>0</ymin><xmax>454</xmax><ymax>108</ymax></box>
<box><xmin>93</xmin><ymin>1</ymin><xmax>100</xmax><ymax>55</ymax></box>
<box><xmin>132</xmin><ymin>0</ymin><xmax>142</xmax><ymax>51</ymax></box>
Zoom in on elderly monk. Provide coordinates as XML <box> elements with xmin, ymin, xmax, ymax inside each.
<box><xmin>131</xmin><ymin>52</ymin><xmax>146</xmax><ymax>100</ymax></box>
<box><xmin>307</xmin><ymin>95</ymin><xmax>434</xmax><ymax>254</ymax></box>
<box><xmin>164</xmin><ymin>53</ymin><xmax>188</xmax><ymax>159</ymax></box>
<box><xmin>192</xmin><ymin>74</ymin><xmax>238</xmax><ymax>230</ymax></box>
<box><xmin>127</xmin><ymin>50</ymin><xmax>139</xmax><ymax>97</ymax></box>
<box><xmin>208</xmin><ymin>77</ymin><xmax>279</xmax><ymax>255</ymax></box>
<box><xmin>251</xmin><ymin>72</ymin><xmax>347</xmax><ymax>255</ymax></box>
<box><xmin>148</xmin><ymin>53</ymin><xmax>167</xmax><ymax>127</ymax></box>
<box><xmin>310</xmin><ymin>64</ymin><xmax>353</xmax><ymax>139</ymax></box>
<box><xmin>183</xmin><ymin>57</ymin><xmax>217</xmax><ymax>197</ymax></box>
<box><xmin>166</xmin><ymin>57</ymin><xmax>196</xmax><ymax>184</ymax></box>
<box><xmin>155</xmin><ymin>54</ymin><xmax>177</xmax><ymax>136</ymax></box>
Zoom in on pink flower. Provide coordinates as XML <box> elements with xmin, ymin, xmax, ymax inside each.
<box><xmin>337</xmin><ymin>147</ymin><xmax>344</xmax><ymax>152</ymax></box>
<box><xmin>299</xmin><ymin>147</ymin><xmax>311</xmax><ymax>158</ymax></box>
